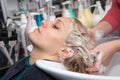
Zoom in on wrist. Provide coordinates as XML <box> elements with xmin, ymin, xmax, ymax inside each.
<box><xmin>94</xmin><ymin>30</ymin><xmax>104</xmax><ymax>41</ymax></box>
<box><xmin>111</xmin><ymin>40</ymin><xmax>120</xmax><ymax>54</ymax></box>
<box><xmin>91</xmin><ymin>29</ymin><xmax>104</xmax><ymax>41</ymax></box>
<box><xmin>93</xmin><ymin>21</ymin><xmax>112</xmax><ymax>38</ymax></box>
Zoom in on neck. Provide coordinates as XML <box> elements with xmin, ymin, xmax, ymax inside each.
<box><xmin>29</xmin><ymin>48</ymin><xmax>60</xmax><ymax>65</ymax></box>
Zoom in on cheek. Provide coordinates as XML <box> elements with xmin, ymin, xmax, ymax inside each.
<box><xmin>45</xmin><ymin>34</ymin><xmax>60</xmax><ymax>45</ymax></box>
<box><xmin>29</xmin><ymin>32</ymin><xmax>39</xmax><ymax>45</ymax></box>
<box><xmin>45</xmin><ymin>33</ymin><xmax>65</xmax><ymax>48</ymax></box>
<box><xmin>29</xmin><ymin>29</ymin><xmax>65</xmax><ymax>50</ymax></box>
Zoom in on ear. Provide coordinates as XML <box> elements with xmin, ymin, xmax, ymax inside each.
<box><xmin>58</xmin><ymin>47</ymin><xmax>74</xmax><ymax>58</ymax></box>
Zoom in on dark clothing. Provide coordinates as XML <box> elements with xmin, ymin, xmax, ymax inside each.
<box><xmin>2</xmin><ymin>57</ymin><xmax>55</xmax><ymax>80</ymax></box>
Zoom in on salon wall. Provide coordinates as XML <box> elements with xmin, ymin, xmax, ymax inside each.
<box><xmin>3</xmin><ymin>0</ymin><xmax>27</xmax><ymax>19</ymax></box>
<box><xmin>7</xmin><ymin>0</ymin><xmax>19</xmax><ymax>17</ymax></box>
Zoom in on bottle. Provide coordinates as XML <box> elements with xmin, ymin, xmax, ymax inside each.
<box><xmin>27</xmin><ymin>12</ymin><xmax>38</xmax><ymax>33</ymax></box>
<box><xmin>104</xmin><ymin>0</ymin><xmax>112</xmax><ymax>15</ymax></box>
<box><xmin>68</xmin><ymin>0</ymin><xmax>76</xmax><ymax>18</ymax></box>
<box><xmin>83</xmin><ymin>0</ymin><xmax>93</xmax><ymax>28</ymax></box>
<box><xmin>77</xmin><ymin>0</ymin><xmax>93</xmax><ymax>28</ymax></box>
<box><xmin>35</xmin><ymin>9</ymin><xmax>44</xmax><ymax>27</ymax></box>
<box><xmin>40</xmin><ymin>8</ymin><xmax>47</xmax><ymax>20</ymax></box>
<box><xmin>25</xmin><ymin>12</ymin><xmax>38</xmax><ymax>55</ymax></box>
<box><xmin>46</xmin><ymin>0</ymin><xmax>56</xmax><ymax>21</ymax></box>
<box><xmin>62</xmin><ymin>1</ymin><xmax>71</xmax><ymax>17</ymax></box>
<box><xmin>77</xmin><ymin>0</ymin><xmax>89</xmax><ymax>28</ymax></box>
<box><xmin>48</xmin><ymin>6</ymin><xmax>56</xmax><ymax>21</ymax></box>
<box><xmin>20</xmin><ymin>13</ymin><xmax>28</xmax><ymax>56</ymax></box>
<box><xmin>92</xmin><ymin>1</ymin><xmax>105</xmax><ymax>26</ymax></box>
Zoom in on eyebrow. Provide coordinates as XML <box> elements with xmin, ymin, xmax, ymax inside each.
<box><xmin>56</xmin><ymin>19</ymin><xmax>65</xmax><ymax>28</ymax></box>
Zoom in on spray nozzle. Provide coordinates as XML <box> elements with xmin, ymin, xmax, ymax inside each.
<box><xmin>96</xmin><ymin>1</ymin><xmax>102</xmax><ymax>6</ymax></box>
<box><xmin>45</xmin><ymin>0</ymin><xmax>51</xmax><ymax>2</ymax></box>
<box><xmin>47</xmin><ymin>6</ymin><xmax>56</xmax><ymax>21</ymax></box>
<box><xmin>30</xmin><ymin>12</ymin><xmax>39</xmax><ymax>16</ymax></box>
<box><xmin>62</xmin><ymin>1</ymin><xmax>72</xmax><ymax>10</ymax></box>
<box><xmin>49</xmin><ymin>6</ymin><xmax>55</xmax><ymax>9</ymax></box>
<box><xmin>35</xmin><ymin>0</ymin><xmax>39</xmax><ymax>2</ymax></box>
<box><xmin>62</xmin><ymin>1</ymin><xmax>71</xmax><ymax>5</ymax></box>
<box><xmin>90</xmin><ymin>1</ymin><xmax>102</xmax><ymax>8</ymax></box>
<box><xmin>46</xmin><ymin>0</ymin><xmax>52</xmax><ymax>7</ymax></box>
<box><xmin>106</xmin><ymin>0</ymin><xmax>112</xmax><ymax>5</ymax></box>
<box><xmin>39</xmin><ymin>8</ymin><xmax>47</xmax><ymax>20</ymax></box>
<box><xmin>90</xmin><ymin>5</ymin><xmax>98</xmax><ymax>8</ymax></box>
<box><xmin>39</xmin><ymin>8</ymin><xmax>44</xmax><ymax>11</ymax></box>
<box><xmin>27</xmin><ymin>13</ymin><xmax>38</xmax><ymax>33</ymax></box>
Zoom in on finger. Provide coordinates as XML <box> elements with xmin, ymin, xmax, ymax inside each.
<box><xmin>86</xmin><ymin>68</ymin><xmax>100</xmax><ymax>75</ymax></box>
<box><xmin>91</xmin><ymin>71</ymin><xmax>100</xmax><ymax>75</ymax></box>
<box><xmin>88</xmin><ymin>64</ymin><xmax>106</xmax><ymax>74</ymax></box>
<box><xmin>86</xmin><ymin>66</ymin><xmax>98</xmax><ymax>72</ymax></box>
<box><xmin>99</xmin><ymin>65</ymin><xmax>106</xmax><ymax>74</ymax></box>
<box><xmin>86</xmin><ymin>61</ymin><xmax>101</xmax><ymax>72</ymax></box>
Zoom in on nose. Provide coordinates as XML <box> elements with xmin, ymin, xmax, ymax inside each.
<box><xmin>42</xmin><ymin>20</ymin><xmax>53</xmax><ymax>28</ymax></box>
<box><xmin>42</xmin><ymin>20</ymin><xmax>48</xmax><ymax>28</ymax></box>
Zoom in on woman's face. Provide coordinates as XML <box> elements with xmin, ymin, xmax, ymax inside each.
<box><xmin>29</xmin><ymin>17</ymin><xmax>73</xmax><ymax>53</ymax></box>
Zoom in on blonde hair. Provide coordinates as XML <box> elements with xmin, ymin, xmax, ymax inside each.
<box><xmin>63</xmin><ymin>19</ymin><xmax>95</xmax><ymax>73</ymax></box>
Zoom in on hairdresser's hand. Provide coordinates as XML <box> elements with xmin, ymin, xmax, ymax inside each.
<box><xmin>87</xmin><ymin>29</ymin><xmax>104</xmax><ymax>42</ymax></box>
<box><xmin>86</xmin><ymin>41</ymin><xmax>117</xmax><ymax>74</ymax></box>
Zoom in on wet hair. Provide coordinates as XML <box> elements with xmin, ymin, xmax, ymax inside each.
<box><xmin>63</xmin><ymin>18</ymin><xmax>95</xmax><ymax>73</ymax></box>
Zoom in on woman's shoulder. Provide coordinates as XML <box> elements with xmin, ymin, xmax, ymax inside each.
<box><xmin>21</xmin><ymin>64</ymin><xmax>56</xmax><ymax>80</ymax></box>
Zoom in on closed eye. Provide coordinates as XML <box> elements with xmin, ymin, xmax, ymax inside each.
<box><xmin>53</xmin><ymin>24</ymin><xmax>59</xmax><ymax>29</ymax></box>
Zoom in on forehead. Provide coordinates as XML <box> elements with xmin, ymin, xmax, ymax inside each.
<box><xmin>55</xmin><ymin>17</ymin><xmax>74</xmax><ymax>30</ymax></box>
<box><xmin>55</xmin><ymin>17</ymin><xmax>73</xmax><ymax>24</ymax></box>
